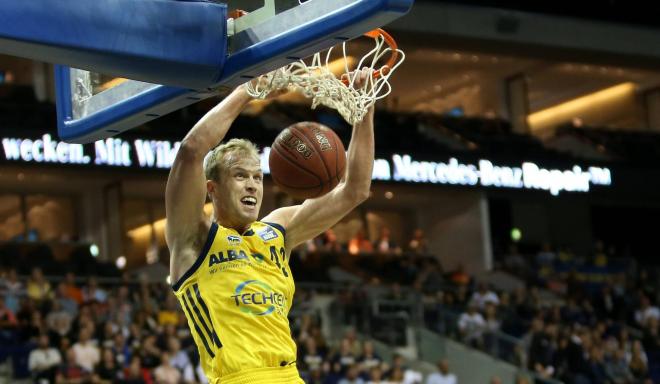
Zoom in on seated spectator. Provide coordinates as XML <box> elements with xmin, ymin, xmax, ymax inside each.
<box><xmin>21</xmin><ymin>310</ymin><xmax>45</xmax><ymax>344</ymax></box>
<box><xmin>2</xmin><ymin>268</ymin><xmax>22</xmax><ymax>313</ymax></box>
<box><xmin>26</xmin><ymin>268</ymin><xmax>52</xmax><ymax>304</ymax></box>
<box><xmin>295</xmin><ymin>312</ymin><xmax>314</xmax><ymax>342</ymax></box>
<box><xmin>551</xmin><ymin>334</ymin><xmax>572</xmax><ymax>382</ymax></box>
<box><xmin>385</xmin><ymin>353</ymin><xmax>422</xmax><ymax>384</ymax></box>
<box><xmin>469</xmin><ymin>283</ymin><xmax>499</xmax><ymax>309</ymax></box>
<box><xmin>374</xmin><ymin>227</ymin><xmax>401</xmax><ymax>254</ymax></box>
<box><xmin>425</xmin><ymin>359</ymin><xmax>457</xmax><ymax>384</ymax></box>
<box><xmin>458</xmin><ymin>303</ymin><xmax>486</xmax><ymax>347</ymax></box>
<box><xmin>55</xmin><ymin>282</ymin><xmax>78</xmax><ymax>317</ymax></box>
<box><xmin>302</xmin><ymin>236</ymin><xmax>323</xmax><ymax>257</ymax></box>
<box><xmin>139</xmin><ymin>334</ymin><xmax>162</xmax><ymax>369</ymax></box>
<box><xmin>183</xmin><ymin>360</ymin><xmax>208</xmax><ymax>384</ymax></box>
<box><xmin>157</xmin><ymin>295</ymin><xmax>179</xmax><ymax>327</ymax></box>
<box><xmin>46</xmin><ymin>300</ymin><xmax>73</xmax><ymax>346</ymax></box>
<box><xmin>556</xmin><ymin>245</ymin><xmax>575</xmax><ymax>264</ymax></box>
<box><xmin>528</xmin><ymin>320</ymin><xmax>557</xmax><ymax>378</ymax></box>
<box><xmin>321</xmin><ymin>229</ymin><xmax>343</xmax><ymax>253</ymax></box>
<box><xmin>167</xmin><ymin>336</ymin><xmax>191</xmax><ymax>373</ymax></box>
<box><xmin>561</xmin><ymin>296</ymin><xmax>588</xmax><ymax>325</ymax></box>
<box><xmin>63</xmin><ymin>272</ymin><xmax>83</xmax><ymax>305</ymax></box>
<box><xmin>385</xmin><ymin>354</ymin><xmax>404</xmax><ymax>379</ymax></box>
<box><xmin>338</xmin><ymin>364</ymin><xmax>365</xmax><ymax>384</ymax></box>
<box><xmin>83</xmin><ymin>277</ymin><xmax>107</xmax><ymax>304</ymax></box>
<box><xmin>343</xmin><ymin>328</ymin><xmax>362</xmax><ymax>357</ymax></box>
<box><xmin>448</xmin><ymin>264</ymin><xmax>470</xmax><ymax>287</ymax></box>
<box><xmin>605</xmin><ymin>348</ymin><xmax>635</xmax><ymax>384</ymax></box>
<box><xmin>305</xmin><ymin>367</ymin><xmax>323</xmax><ymax>384</ymax></box>
<box><xmin>94</xmin><ymin>347</ymin><xmax>120</xmax><ymax>383</ymax></box>
<box><xmin>28</xmin><ymin>334</ymin><xmax>61</xmax><ymax>383</ymax></box>
<box><xmin>348</xmin><ymin>229</ymin><xmax>373</xmax><ymax>255</ymax></box>
<box><xmin>156</xmin><ymin>323</ymin><xmax>177</xmax><ymax>351</ymax></box>
<box><xmin>629</xmin><ymin>340</ymin><xmax>648</xmax><ymax>381</ymax></box>
<box><xmin>403</xmin><ymin>368</ymin><xmax>423</xmax><ymax>384</ymax></box>
<box><xmin>72</xmin><ymin>327</ymin><xmax>100</xmax><ymax>373</ymax></box>
<box><xmin>587</xmin><ymin>346</ymin><xmax>608</xmax><ymax>383</ymax></box>
<box><xmin>154</xmin><ymin>351</ymin><xmax>181</xmax><ymax>384</ymax></box>
<box><xmin>514</xmin><ymin>375</ymin><xmax>530</xmax><ymax>384</ymax></box>
<box><xmin>364</xmin><ymin>366</ymin><xmax>383</xmax><ymax>384</ymax></box>
<box><xmin>536</xmin><ymin>242</ymin><xmax>556</xmax><ymax>265</ymax></box>
<box><xmin>590</xmin><ymin>240</ymin><xmax>609</xmax><ymax>267</ymax></box>
<box><xmin>99</xmin><ymin>321</ymin><xmax>117</xmax><ymax>349</ymax></box>
<box><xmin>121</xmin><ymin>356</ymin><xmax>153</xmax><ymax>384</ymax></box>
<box><xmin>0</xmin><ymin>295</ymin><xmax>18</xmax><ymax>344</ymax></box>
<box><xmin>56</xmin><ymin>348</ymin><xmax>91</xmax><ymax>384</ymax></box>
<box><xmin>302</xmin><ymin>337</ymin><xmax>325</xmax><ymax>373</ymax></box>
<box><xmin>407</xmin><ymin>229</ymin><xmax>428</xmax><ymax>254</ymax></box>
<box><xmin>323</xmin><ymin>361</ymin><xmax>344</xmax><ymax>384</ymax></box>
<box><xmin>333</xmin><ymin>338</ymin><xmax>358</xmax><ymax>373</ymax></box>
<box><xmin>415</xmin><ymin>259</ymin><xmax>444</xmax><ymax>294</ymax></box>
<box><xmin>112</xmin><ymin>331</ymin><xmax>132</xmax><ymax>367</ymax></box>
<box><xmin>387</xmin><ymin>366</ymin><xmax>405</xmax><ymax>383</ymax></box>
<box><xmin>386</xmin><ymin>283</ymin><xmax>409</xmax><ymax>303</ymax></box>
<box><xmin>593</xmin><ymin>283</ymin><xmax>623</xmax><ymax>320</ymax></box>
<box><xmin>503</xmin><ymin>244</ymin><xmax>526</xmax><ymax>275</ymax></box>
<box><xmin>358</xmin><ymin>340</ymin><xmax>381</xmax><ymax>372</ymax></box>
<box><xmin>482</xmin><ymin>303</ymin><xmax>501</xmax><ymax>353</ymax></box>
<box><xmin>637</xmin><ymin>269</ymin><xmax>656</xmax><ymax>299</ymax></box>
<box><xmin>642</xmin><ymin>317</ymin><xmax>659</xmax><ymax>353</ymax></box>
<box><xmin>635</xmin><ymin>295</ymin><xmax>660</xmax><ymax>327</ymax></box>
<box><xmin>310</xmin><ymin>324</ymin><xmax>330</xmax><ymax>357</ymax></box>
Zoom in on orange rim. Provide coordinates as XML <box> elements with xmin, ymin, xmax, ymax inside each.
<box><xmin>342</xmin><ymin>28</ymin><xmax>399</xmax><ymax>86</ymax></box>
<box><xmin>228</xmin><ymin>9</ymin><xmax>248</xmax><ymax>19</ymax></box>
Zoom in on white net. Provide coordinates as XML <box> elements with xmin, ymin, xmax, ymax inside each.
<box><xmin>246</xmin><ymin>31</ymin><xmax>405</xmax><ymax>125</ymax></box>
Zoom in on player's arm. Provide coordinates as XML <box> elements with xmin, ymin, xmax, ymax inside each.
<box><xmin>263</xmin><ymin>105</ymin><xmax>374</xmax><ymax>250</ymax></box>
<box><xmin>165</xmin><ymin>87</ymin><xmax>252</xmax><ymax>280</ymax></box>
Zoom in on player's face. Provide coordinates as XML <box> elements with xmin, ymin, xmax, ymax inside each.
<box><xmin>215</xmin><ymin>157</ymin><xmax>263</xmax><ymax>228</ymax></box>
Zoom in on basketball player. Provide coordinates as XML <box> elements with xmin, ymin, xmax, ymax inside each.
<box><xmin>165</xmin><ymin>71</ymin><xmax>374</xmax><ymax>384</ymax></box>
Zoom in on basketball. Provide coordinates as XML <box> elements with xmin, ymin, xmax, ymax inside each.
<box><xmin>269</xmin><ymin>122</ymin><xmax>346</xmax><ymax>199</ymax></box>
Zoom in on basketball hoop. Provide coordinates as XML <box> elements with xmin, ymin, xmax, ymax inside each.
<box><xmin>245</xmin><ymin>28</ymin><xmax>405</xmax><ymax>125</ymax></box>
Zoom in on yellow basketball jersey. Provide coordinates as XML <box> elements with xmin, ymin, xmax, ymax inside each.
<box><xmin>171</xmin><ymin>221</ymin><xmax>303</xmax><ymax>384</ymax></box>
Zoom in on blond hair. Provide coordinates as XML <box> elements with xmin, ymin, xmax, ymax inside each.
<box><xmin>204</xmin><ymin>138</ymin><xmax>260</xmax><ymax>181</ymax></box>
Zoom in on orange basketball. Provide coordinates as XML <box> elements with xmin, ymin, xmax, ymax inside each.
<box><xmin>269</xmin><ymin>122</ymin><xmax>346</xmax><ymax>199</ymax></box>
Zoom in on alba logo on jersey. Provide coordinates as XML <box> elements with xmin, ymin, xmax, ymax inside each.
<box><xmin>208</xmin><ymin>250</ymin><xmax>248</xmax><ymax>267</ymax></box>
<box><xmin>231</xmin><ymin>279</ymin><xmax>286</xmax><ymax>316</ymax></box>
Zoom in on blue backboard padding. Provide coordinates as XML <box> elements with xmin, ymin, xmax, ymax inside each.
<box><xmin>0</xmin><ymin>0</ymin><xmax>227</xmax><ymax>89</ymax></box>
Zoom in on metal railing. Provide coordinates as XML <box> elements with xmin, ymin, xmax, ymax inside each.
<box><xmin>416</xmin><ymin>326</ymin><xmax>564</xmax><ymax>384</ymax></box>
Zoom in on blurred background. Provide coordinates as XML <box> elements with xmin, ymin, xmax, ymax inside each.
<box><xmin>0</xmin><ymin>0</ymin><xmax>659</xmax><ymax>383</ymax></box>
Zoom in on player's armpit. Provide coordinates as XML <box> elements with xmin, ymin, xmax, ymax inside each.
<box><xmin>261</xmin><ymin>182</ymin><xmax>367</xmax><ymax>250</ymax></box>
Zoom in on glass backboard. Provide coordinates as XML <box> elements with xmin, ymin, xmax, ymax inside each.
<box><xmin>52</xmin><ymin>0</ymin><xmax>414</xmax><ymax>143</ymax></box>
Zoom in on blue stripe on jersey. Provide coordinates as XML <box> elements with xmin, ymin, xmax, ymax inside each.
<box><xmin>186</xmin><ymin>288</ymin><xmax>219</xmax><ymax>348</ymax></box>
<box><xmin>181</xmin><ymin>294</ymin><xmax>215</xmax><ymax>358</ymax></box>
<box><xmin>194</xmin><ymin>283</ymin><xmax>222</xmax><ymax>347</ymax></box>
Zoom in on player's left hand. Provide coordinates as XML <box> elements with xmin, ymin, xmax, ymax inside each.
<box><xmin>343</xmin><ymin>67</ymin><xmax>374</xmax><ymax>89</ymax></box>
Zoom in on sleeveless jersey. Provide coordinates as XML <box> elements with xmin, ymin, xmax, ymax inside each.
<box><xmin>171</xmin><ymin>221</ymin><xmax>302</xmax><ymax>384</ymax></box>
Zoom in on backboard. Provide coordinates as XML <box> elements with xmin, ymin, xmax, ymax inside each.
<box><xmin>49</xmin><ymin>0</ymin><xmax>414</xmax><ymax>143</ymax></box>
